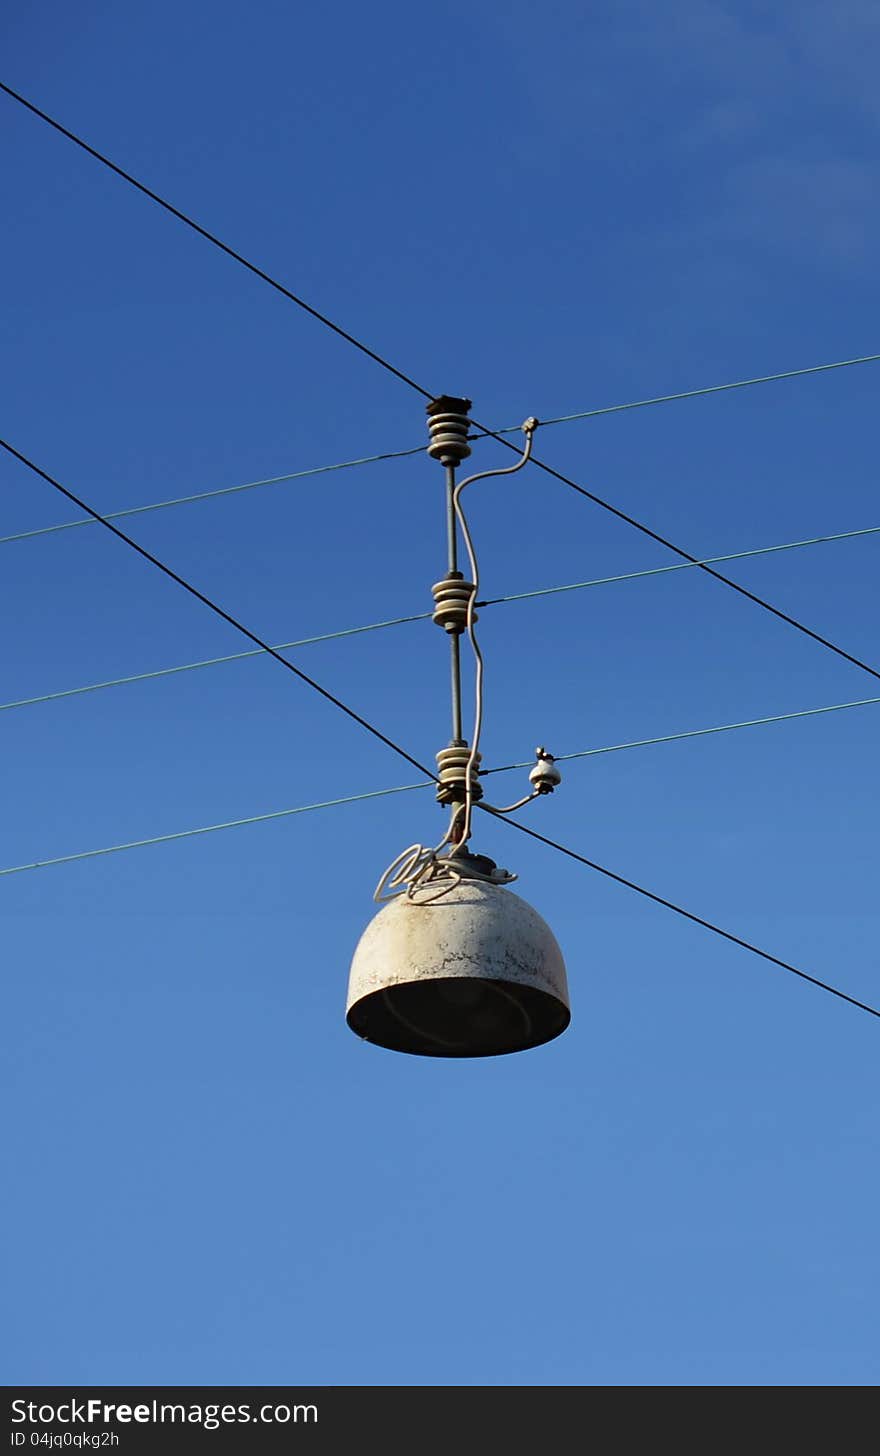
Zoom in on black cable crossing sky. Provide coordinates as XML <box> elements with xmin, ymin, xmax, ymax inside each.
<box><xmin>0</xmin><ymin>81</ymin><xmax>433</xmax><ymax>403</ymax></box>
<box><xmin>477</xmin><ymin>427</ymin><xmax>880</xmax><ymax>687</ymax></box>
<box><xmin>0</xmin><ymin>438</ymin><xmax>435</xmax><ymax>783</ymax></box>
<box><xmin>4</xmin><ymin>78</ymin><xmax>879</xmax><ymax>692</ymax></box>
<box><xmin>487</xmin><ymin>810</ymin><xmax>880</xmax><ymax>1021</ymax></box>
<box><xmin>3</xmin><ymin>84</ymin><xmax>879</xmax><ymax>1026</ymax></box>
<box><xmin>2</xmin><ymin>434</ymin><xmax>877</xmax><ymax>1025</ymax></box>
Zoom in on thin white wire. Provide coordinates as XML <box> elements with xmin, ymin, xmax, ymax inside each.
<box><xmin>373</xmin><ymin>843</ymin><xmax>465</xmax><ymax>905</ymax></box>
<box><xmin>370</xmin><ymin>424</ymin><xmax>539</xmax><ymax>903</ymax></box>
<box><xmin>452</xmin><ymin>423</ymin><xmax>537</xmax><ymax>846</ymax></box>
<box><xmin>488</xmin><ymin>791</ymin><xmax>540</xmax><ymax>814</ymax></box>
<box><xmin>372</xmin><ymin>819</ymin><xmax>464</xmax><ymax>905</ymax></box>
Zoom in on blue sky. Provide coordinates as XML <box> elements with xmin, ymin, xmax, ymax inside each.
<box><xmin>2</xmin><ymin>0</ymin><xmax>878</xmax><ymax>1386</ymax></box>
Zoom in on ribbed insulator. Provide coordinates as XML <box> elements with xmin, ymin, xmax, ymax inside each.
<box><xmin>431</xmin><ymin>575</ymin><xmax>477</xmax><ymax>634</ymax></box>
<box><xmin>435</xmin><ymin>744</ymin><xmax>483</xmax><ymax>805</ymax></box>
<box><xmin>426</xmin><ymin>395</ymin><xmax>472</xmax><ymax>464</ymax></box>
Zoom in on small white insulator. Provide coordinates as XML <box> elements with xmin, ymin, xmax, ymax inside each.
<box><xmin>529</xmin><ymin>747</ymin><xmax>562</xmax><ymax>795</ymax></box>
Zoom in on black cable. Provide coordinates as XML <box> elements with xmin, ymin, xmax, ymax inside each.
<box><xmin>474</xmin><ymin>423</ymin><xmax>880</xmax><ymax>686</ymax></box>
<box><xmin>484</xmin><ymin>808</ymin><xmax>880</xmax><ymax>1020</ymax></box>
<box><xmin>3</xmin><ymin>444</ymin><xmax>875</xmax><ymax>1027</ymax></box>
<box><xmin>0</xmin><ymin>439</ymin><xmax>436</xmax><ymax>782</ymax></box>
<box><xmin>5</xmin><ymin>82</ymin><xmax>878</xmax><ymax>1033</ymax></box>
<box><xmin>0</xmin><ymin>81</ymin><xmax>433</xmax><ymax>403</ymax></box>
<box><xmin>5</xmin><ymin>79</ymin><xmax>879</xmax><ymax>688</ymax></box>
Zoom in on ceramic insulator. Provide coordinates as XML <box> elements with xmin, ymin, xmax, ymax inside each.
<box><xmin>435</xmin><ymin>744</ymin><xmax>483</xmax><ymax>805</ymax></box>
<box><xmin>431</xmin><ymin>575</ymin><xmax>477</xmax><ymax>633</ymax></box>
<box><xmin>426</xmin><ymin>396</ymin><xmax>472</xmax><ymax>464</ymax></box>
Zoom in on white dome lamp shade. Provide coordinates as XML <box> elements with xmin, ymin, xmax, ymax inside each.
<box><xmin>346</xmin><ymin>856</ymin><xmax>570</xmax><ymax>1058</ymax></box>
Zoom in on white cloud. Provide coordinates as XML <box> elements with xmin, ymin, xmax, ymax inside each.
<box><xmin>490</xmin><ymin>0</ymin><xmax>880</xmax><ymax>268</ymax></box>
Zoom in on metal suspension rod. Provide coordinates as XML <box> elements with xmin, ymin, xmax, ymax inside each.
<box><xmin>449</xmin><ymin>634</ymin><xmax>464</xmax><ymax>745</ymax></box>
<box><xmin>445</xmin><ymin>463</ymin><xmax>459</xmax><ymax>576</ymax></box>
<box><xmin>426</xmin><ymin>396</ymin><xmax>478</xmax><ymax>834</ymax></box>
<box><xmin>445</xmin><ymin>462</ymin><xmax>464</xmax><ymax>744</ymax></box>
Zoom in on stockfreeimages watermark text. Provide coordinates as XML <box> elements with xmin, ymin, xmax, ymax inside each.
<box><xmin>10</xmin><ymin>1399</ymin><xmax>317</xmax><ymax>1436</ymax></box>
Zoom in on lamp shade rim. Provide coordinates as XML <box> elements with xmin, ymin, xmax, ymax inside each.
<box><xmin>346</xmin><ymin>977</ymin><xmax>571</xmax><ymax>1057</ymax></box>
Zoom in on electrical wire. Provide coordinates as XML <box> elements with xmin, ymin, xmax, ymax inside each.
<box><xmin>0</xmin><ymin>782</ymin><xmax>432</xmax><ymax>877</ymax></box>
<box><xmin>480</xmin><ymin>352</ymin><xmax>880</xmax><ymax>438</ymax></box>
<box><xmin>489</xmin><ymin>791</ymin><xmax>539</xmax><ymax>813</ymax></box>
<box><xmin>0</xmin><ymin>612</ymin><xmax>434</xmax><ymax>715</ymax></box>
<box><xmin>474</xmin><ymin>424</ymin><xmax>880</xmax><ymax>687</ymax></box>
<box><xmin>0</xmin><ymin>81</ymin><xmax>433</xmax><ymax>402</ymax></box>
<box><xmin>3</xmin><ymin>522</ymin><xmax>877</xmax><ymax>719</ymax></box>
<box><xmin>485</xmin><ymin>809</ymin><xmax>880</xmax><ymax>1020</ymax></box>
<box><xmin>1</xmin><ymin>762</ymin><xmax>875</xmax><ymax>1021</ymax></box>
<box><xmin>372</xmin><ymin>841</ymin><xmax>479</xmax><ymax>906</ymax></box>
<box><xmin>0</xmin><ymin>437</ymin><xmax>436</xmax><ymax>782</ymax></box>
<box><xmin>371</xmin><ymin>423</ymin><xmax>541</xmax><ymax>904</ymax></box>
<box><xmin>480</xmin><ymin>523</ymin><xmax>880</xmax><ymax>608</ymax></box>
<box><xmin>6</xmin><ymin>79</ymin><xmax>879</xmax><ymax>693</ymax></box>
<box><xmin>4</xmin><ymin>82</ymin><xmax>877</xmax><ymax>1024</ymax></box>
<box><xmin>0</xmin><ymin>446</ymin><xmax>425</xmax><ymax>547</ymax></box>
<box><xmin>482</xmin><ymin>692</ymin><xmax>880</xmax><ymax>773</ymax></box>
<box><xmin>4</xmin><ymin>355</ymin><xmax>879</xmax><ymax>546</ymax></box>
<box><xmin>5</xmin><ymin>691</ymin><xmax>879</xmax><ymax>877</ymax></box>
<box><xmin>4</xmin><ymin>416</ymin><xmax>879</xmax><ymax>1017</ymax></box>
<box><xmin>14</xmin><ymin>427</ymin><xmax>875</xmax><ymax>926</ymax></box>
<box><xmin>452</xmin><ymin>422</ymin><xmax>537</xmax><ymax>847</ymax></box>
